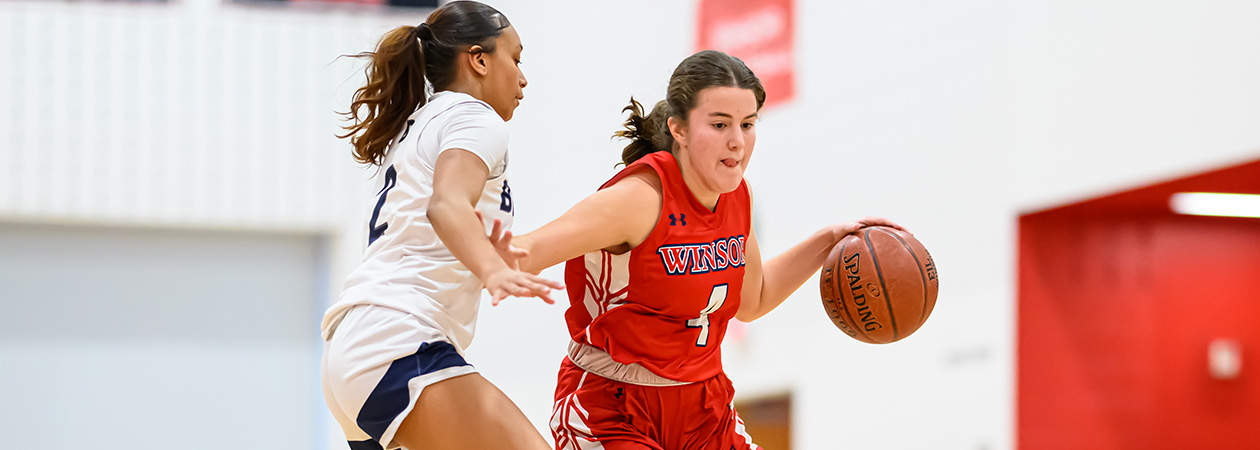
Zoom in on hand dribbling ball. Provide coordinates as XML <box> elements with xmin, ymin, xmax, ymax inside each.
<box><xmin>819</xmin><ymin>226</ymin><xmax>938</xmax><ymax>344</ymax></box>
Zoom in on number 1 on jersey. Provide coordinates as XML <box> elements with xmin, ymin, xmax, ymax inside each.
<box><xmin>686</xmin><ymin>284</ymin><xmax>728</xmax><ymax>347</ymax></box>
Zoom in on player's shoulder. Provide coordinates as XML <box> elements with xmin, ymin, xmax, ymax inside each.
<box><xmin>602</xmin><ymin>152</ymin><xmax>673</xmax><ymax>190</ymax></box>
<box><xmin>426</xmin><ymin>91</ymin><xmax>500</xmax><ymax>121</ymax></box>
<box><xmin>593</xmin><ymin>167</ymin><xmax>659</xmax><ymax>217</ymax></box>
<box><xmin>614</xmin><ymin>164</ymin><xmax>663</xmax><ymax>191</ymax></box>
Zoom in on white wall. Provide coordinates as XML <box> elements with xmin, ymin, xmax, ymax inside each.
<box><xmin>0</xmin><ymin>223</ymin><xmax>326</xmax><ymax>450</ymax></box>
<box><xmin>3</xmin><ymin>0</ymin><xmax>1260</xmax><ymax>449</ymax></box>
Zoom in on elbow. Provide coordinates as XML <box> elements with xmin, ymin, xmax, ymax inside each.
<box><xmin>734</xmin><ymin>305</ymin><xmax>762</xmax><ymax>323</ymax></box>
<box><xmin>426</xmin><ymin>197</ymin><xmax>456</xmax><ymax>235</ymax></box>
<box><xmin>425</xmin><ymin>205</ymin><xmax>443</xmax><ymax>232</ymax></box>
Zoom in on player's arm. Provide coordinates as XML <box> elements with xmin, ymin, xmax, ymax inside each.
<box><xmin>736</xmin><ymin>225</ymin><xmax>848</xmax><ymax>322</ymax></box>
<box><xmin>736</xmin><ymin>198</ymin><xmax>904</xmax><ymax>321</ymax></box>
<box><xmin>512</xmin><ymin>168</ymin><xmax>662</xmax><ymax>275</ymax></box>
<box><xmin>428</xmin><ymin>149</ymin><xmax>564</xmax><ymax>304</ymax></box>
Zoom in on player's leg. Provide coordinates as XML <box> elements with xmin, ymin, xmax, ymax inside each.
<box><xmin>323</xmin><ymin>305</ymin><xmax>549</xmax><ymax>449</ymax></box>
<box><xmin>658</xmin><ymin>372</ymin><xmax>759</xmax><ymax>450</ymax></box>
<box><xmin>709</xmin><ymin>373</ymin><xmax>760</xmax><ymax>450</ymax></box>
<box><xmin>723</xmin><ymin>406</ymin><xmax>761</xmax><ymax>450</ymax></box>
<box><xmin>550</xmin><ymin>359</ymin><xmax>663</xmax><ymax>450</ymax></box>
<box><xmin>322</xmin><ymin>340</ymin><xmax>383</xmax><ymax>449</ymax></box>
<box><xmin>394</xmin><ymin>372</ymin><xmax>550</xmax><ymax>450</ymax></box>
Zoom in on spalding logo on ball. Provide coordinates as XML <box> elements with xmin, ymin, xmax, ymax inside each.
<box><xmin>820</xmin><ymin>226</ymin><xmax>938</xmax><ymax>344</ymax></box>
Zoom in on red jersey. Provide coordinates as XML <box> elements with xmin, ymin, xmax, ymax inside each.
<box><xmin>563</xmin><ymin>151</ymin><xmax>752</xmax><ymax>382</ymax></box>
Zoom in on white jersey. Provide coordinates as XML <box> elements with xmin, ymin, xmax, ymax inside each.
<box><xmin>321</xmin><ymin>91</ymin><xmax>514</xmax><ymax>352</ymax></box>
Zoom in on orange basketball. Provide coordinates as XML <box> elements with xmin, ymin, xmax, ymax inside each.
<box><xmin>819</xmin><ymin>226</ymin><xmax>938</xmax><ymax>344</ymax></box>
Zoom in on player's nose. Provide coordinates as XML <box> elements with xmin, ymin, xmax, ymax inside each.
<box><xmin>729</xmin><ymin>130</ymin><xmax>744</xmax><ymax>150</ymax></box>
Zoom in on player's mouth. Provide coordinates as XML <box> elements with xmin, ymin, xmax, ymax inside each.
<box><xmin>721</xmin><ymin>158</ymin><xmax>740</xmax><ymax>168</ymax></box>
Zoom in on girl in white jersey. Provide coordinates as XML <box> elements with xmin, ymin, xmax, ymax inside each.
<box><xmin>321</xmin><ymin>2</ymin><xmax>561</xmax><ymax>449</ymax></box>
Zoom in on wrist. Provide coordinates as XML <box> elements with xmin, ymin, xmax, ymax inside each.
<box><xmin>822</xmin><ymin>225</ymin><xmax>847</xmax><ymax>245</ymax></box>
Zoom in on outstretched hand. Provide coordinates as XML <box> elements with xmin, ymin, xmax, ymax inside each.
<box><xmin>484</xmin><ymin>267</ymin><xmax>565</xmax><ymax>306</ymax></box>
<box><xmin>475</xmin><ymin>211</ymin><xmax>530</xmax><ymax>270</ymax></box>
<box><xmin>474</xmin><ymin>210</ymin><xmax>563</xmax><ymax>306</ymax></box>
<box><xmin>487</xmin><ymin>217</ymin><xmax>529</xmax><ymax>270</ymax></box>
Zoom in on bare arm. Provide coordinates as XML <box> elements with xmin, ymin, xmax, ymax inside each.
<box><xmin>737</xmin><ymin>216</ymin><xmax>904</xmax><ymax>322</ymax></box>
<box><xmin>512</xmin><ymin>168</ymin><xmax>663</xmax><ymax>274</ymax></box>
<box><xmin>428</xmin><ymin>149</ymin><xmax>563</xmax><ymax>304</ymax></box>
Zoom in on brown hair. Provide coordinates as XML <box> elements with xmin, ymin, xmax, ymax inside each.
<box><xmin>614</xmin><ymin>50</ymin><xmax>767</xmax><ymax>166</ymax></box>
<box><xmin>339</xmin><ymin>1</ymin><xmax>511</xmax><ymax>166</ymax></box>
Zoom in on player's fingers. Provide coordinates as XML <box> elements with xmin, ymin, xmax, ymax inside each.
<box><xmin>864</xmin><ymin>216</ymin><xmax>908</xmax><ymax>232</ymax></box>
<box><xmin>490</xmin><ymin>289</ymin><xmax>506</xmax><ymax>306</ymax></box>
<box><xmin>489</xmin><ymin>219</ymin><xmax>503</xmax><ymax>241</ymax></box>
<box><xmin>537</xmin><ymin>291</ymin><xmax>556</xmax><ymax>305</ymax></box>
<box><xmin>514</xmin><ymin>278</ymin><xmax>548</xmax><ymax>294</ymax></box>
<box><xmin>835</xmin><ymin>222</ymin><xmax>863</xmax><ymax>238</ymax></box>
<box><xmin>528</xmin><ymin>274</ymin><xmax>565</xmax><ymax>290</ymax></box>
<box><xmin>506</xmin><ymin>274</ymin><xmax>552</xmax><ymax>295</ymax></box>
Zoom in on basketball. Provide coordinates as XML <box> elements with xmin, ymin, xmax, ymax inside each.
<box><xmin>819</xmin><ymin>226</ymin><xmax>938</xmax><ymax>344</ymax></box>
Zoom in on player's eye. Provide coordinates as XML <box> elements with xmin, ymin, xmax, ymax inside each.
<box><xmin>741</xmin><ymin>122</ymin><xmax>754</xmax><ymax>130</ymax></box>
<box><xmin>713</xmin><ymin>122</ymin><xmax>727</xmax><ymax>129</ymax></box>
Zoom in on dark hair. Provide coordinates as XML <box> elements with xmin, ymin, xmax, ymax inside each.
<box><xmin>614</xmin><ymin>50</ymin><xmax>767</xmax><ymax>166</ymax></box>
<box><xmin>339</xmin><ymin>1</ymin><xmax>511</xmax><ymax>166</ymax></box>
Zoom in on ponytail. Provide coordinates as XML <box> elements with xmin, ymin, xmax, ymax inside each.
<box><xmin>338</xmin><ymin>1</ymin><xmax>512</xmax><ymax>167</ymax></box>
<box><xmin>613</xmin><ymin>97</ymin><xmax>674</xmax><ymax>166</ymax></box>
<box><xmin>339</xmin><ymin>25</ymin><xmax>428</xmax><ymax>166</ymax></box>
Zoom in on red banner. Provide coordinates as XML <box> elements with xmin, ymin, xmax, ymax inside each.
<box><xmin>697</xmin><ymin>0</ymin><xmax>796</xmax><ymax>108</ymax></box>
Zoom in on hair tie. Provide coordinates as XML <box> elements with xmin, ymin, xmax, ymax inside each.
<box><xmin>415</xmin><ymin>23</ymin><xmax>433</xmax><ymax>41</ymax></box>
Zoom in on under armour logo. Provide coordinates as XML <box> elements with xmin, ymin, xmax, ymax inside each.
<box><xmin>669</xmin><ymin>213</ymin><xmax>686</xmax><ymax>226</ymax></box>
<box><xmin>614</xmin><ymin>388</ymin><xmax>624</xmax><ymax>399</ymax></box>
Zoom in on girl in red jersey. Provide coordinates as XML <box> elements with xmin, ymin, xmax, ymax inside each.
<box><xmin>498</xmin><ymin>50</ymin><xmax>903</xmax><ymax>449</ymax></box>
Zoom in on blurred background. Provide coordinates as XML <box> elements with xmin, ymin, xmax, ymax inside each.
<box><xmin>2</xmin><ymin>0</ymin><xmax>1258</xmax><ymax>449</ymax></box>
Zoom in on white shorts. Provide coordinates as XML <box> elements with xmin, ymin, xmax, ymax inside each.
<box><xmin>321</xmin><ymin>305</ymin><xmax>478</xmax><ymax>450</ymax></box>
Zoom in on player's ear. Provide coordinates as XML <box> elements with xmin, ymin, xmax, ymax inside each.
<box><xmin>467</xmin><ymin>45</ymin><xmax>489</xmax><ymax>77</ymax></box>
<box><xmin>667</xmin><ymin>116</ymin><xmax>688</xmax><ymax>147</ymax></box>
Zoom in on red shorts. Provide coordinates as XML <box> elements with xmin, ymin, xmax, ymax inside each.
<box><xmin>549</xmin><ymin>358</ymin><xmax>760</xmax><ymax>450</ymax></box>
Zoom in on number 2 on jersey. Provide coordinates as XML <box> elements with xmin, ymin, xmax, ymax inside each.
<box><xmin>368</xmin><ymin>165</ymin><xmax>398</xmax><ymax>246</ymax></box>
<box><xmin>686</xmin><ymin>284</ymin><xmax>728</xmax><ymax>347</ymax></box>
